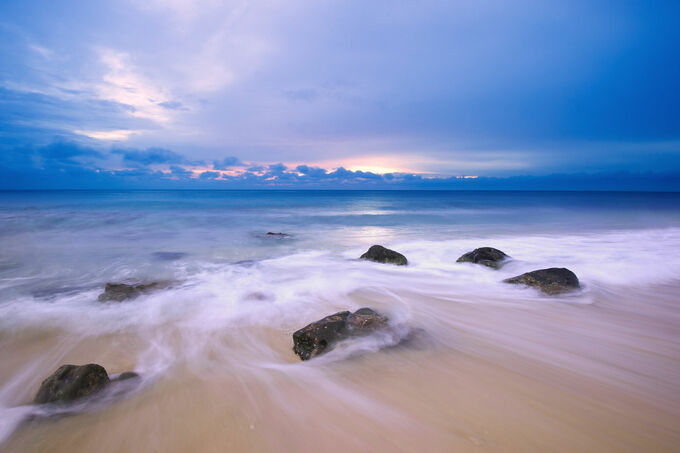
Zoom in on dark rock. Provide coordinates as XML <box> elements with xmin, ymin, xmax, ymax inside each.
<box><xmin>34</xmin><ymin>364</ymin><xmax>110</xmax><ymax>405</ymax></box>
<box><xmin>266</xmin><ymin>232</ymin><xmax>290</xmax><ymax>237</ymax></box>
<box><xmin>360</xmin><ymin>245</ymin><xmax>408</xmax><ymax>265</ymax></box>
<box><xmin>98</xmin><ymin>282</ymin><xmax>163</xmax><ymax>302</ymax></box>
<box><xmin>292</xmin><ymin>308</ymin><xmax>389</xmax><ymax>360</ymax></box>
<box><xmin>347</xmin><ymin>308</ymin><xmax>389</xmax><ymax>331</ymax></box>
<box><xmin>456</xmin><ymin>247</ymin><xmax>509</xmax><ymax>269</ymax></box>
<box><xmin>111</xmin><ymin>371</ymin><xmax>140</xmax><ymax>383</ymax></box>
<box><xmin>504</xmin><ymin>267</ymin><xmax>580</xmax><ymax>295</ymax></box>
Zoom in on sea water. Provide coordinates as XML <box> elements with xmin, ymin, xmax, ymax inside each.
<box><xmin>0</xmin><ymin>190</ymin><xmax>679</xmax><ymax>452</ymax></box>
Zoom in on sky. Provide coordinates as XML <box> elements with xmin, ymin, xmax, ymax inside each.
<box><xmin>1</xmin><ymin>0</ymin><xmax>679</xmax><ymax>189</ymax></box>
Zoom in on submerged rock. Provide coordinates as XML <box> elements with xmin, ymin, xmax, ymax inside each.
<box><xmin>360</xmin><ymin>245</ymin><xmax>408</xmax><ymax>265</ymax></box>
<box><xmin>98</xmin><ymin>282</ymin><xmax>163</xmax><ymax>302</ymax></box>
<box><xmin>34</xmin><ymin>364</ymin><xmax>110</xmax><ymax>405</ymax></box>
<box><xmin>456</xmin><ymin>247</ymin><xmax>509</xmax><ymax>269</ymax></box>
<box><xmin>292</xmin><ymin>308</ymin><xmax>389</xmax><ymax>360</ymax></box>
<box><xmin>504</xmin><ymin>267</ymin><xmax>580</xmax><ymax>295</ymax></box>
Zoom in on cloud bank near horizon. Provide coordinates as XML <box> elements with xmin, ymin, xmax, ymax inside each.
<box><xmin>1</xmin><ymin>142</ymin><xmax>678</xmax><ymax>191</ymax></box>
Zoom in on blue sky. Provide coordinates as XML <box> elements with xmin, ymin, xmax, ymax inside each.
<box><xmin>1</xmin><ymin>0</ymin><xmax>679</xmax><ymax>189</ymax></box>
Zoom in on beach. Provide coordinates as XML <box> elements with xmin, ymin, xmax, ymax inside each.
<box><xmin>0</xmin><ymin>190</ymin><xmax>679</xmax><ymax>452</ymax></box>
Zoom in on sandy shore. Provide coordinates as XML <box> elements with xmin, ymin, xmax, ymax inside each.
<box><xmin>2</xmin><ymin>280</ymin><xmax>679</xmax><ymax>453</ymax></box>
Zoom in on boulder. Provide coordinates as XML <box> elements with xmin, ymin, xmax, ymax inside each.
<box><xmin>98</xmin><ymin>282</ymin><xmax>162</xmax><ymax>302</ymax></box>
<box><xmin>456</xmin><ymin>247</ymin><xmax>508</xmax><ymax>269</ymax></box>
<box><xmin>360</xmin><ymin>245</ymin><xmax>408</xmax><ymax>265</ymax></box>
<box><xmin>34</xmin><ymin>364</ymin><xmax>110</xmax><ymax>404</ymax></box>
<box><xmin>504</xmin><ymin>267</ymin><xmax>580</xmax><ymax>295</ymax></box>
<box><xmin>292</xmin><ymin>308</ymin><xmax>389</xmax><ymax>360</ymax></box>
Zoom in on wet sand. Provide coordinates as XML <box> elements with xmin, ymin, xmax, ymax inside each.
<box><xmin>2</xmin><ymin>283</ymin><xmax>679</xmax><ymax>453</ymax></box>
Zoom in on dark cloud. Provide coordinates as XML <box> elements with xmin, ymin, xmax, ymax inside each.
<box><xmin>111</xmin><ymin>168</ymin><xmax>155</xmax><ymax>178</ymax></box>
<box><xmin>199</xmin><ymin>171</ymin><xmax>220</xmax><ymax>180</ymax></box>
<box><xmin>112</xmin><ymin>147</ymin><xmax>185</xmax><ymax>165</ymax></box>
<box><xmin>169</xmin><ymin>165</ymin><xmax>192</xmax><ymax>178</ymax></box>
<box><xmin>37</xmin><ymin>141</ymin><xmax>104</xmax><ymax>163</ymax></box>
<box><xmin>296</xmin><ymin>165</ymin><xmax>327</xmax><ymax>178</ymax></box>
<box><xmin>0</xmin><ymin>140</ymin><xmax>678</xmax><ymax>191</ymax></box>
<box><xmin>0</xmin><ymin>85</ymin><xmax>152</xmax><ymax>148</ymax></box>
<box><xmin>212</xmin><ymin>156</ymin><xmax>243</xmax><ymax>170</ymax></box>
<box><xmin>0</xmin><ymin>141</ymin><xmax>104</xmax><ymax>173</ymax></box>
<box><xmin>267</xmin><ymin>163</ymin><xmax>287</xmax><ymax>174</ymax></box>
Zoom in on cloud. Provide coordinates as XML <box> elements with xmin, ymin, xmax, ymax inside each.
<box><xmin>36</xmin><ymin>142</ymin><xmax>104</xmax><ymax>163</ymax></box>
<box><xmin>112</xmin><ymin>147</ymin><xmax>185</xmax><ymax>165</ymax></box>
<box><xmin>28</xmin><ymin>43</ymin><xmax>53</xmax><ymax>59</ymax></box>
<box><xmin>1</xmin><ymin>0</ymin><xmax>679</xmax><ymax>177</ymax></box>
<box><xmin>95</xmin><ymin>49</ymin><xmax>177</xmax><ymax>125</ymax></box>
<box><xmin>296</xmin><ymin>165</ymin><xmax>327</xmax><ymax>178</ymax></box>
<box><xmin>75</xmin><ymin>129</ymin><xmax>140</xmax><ymax>141</ymax></box>
<box><xmin>212</xmin><ymin>156</ymin><xmax>243</xmax><ymax>170</ymax></box>
<box><xmin>169</xmin><ymin>165</ymin><xmax>192</xmax><ymax>178</ymax></box>
<box><xmin>199</xmin><ymin>170</ymin><xmax>220</xmax><ymax>180</ymax></box>
<box><xmin>158</xmin><ymin>101</ymin><xmax>186</xmax><ymax>110</ymax></box>
<box><xmin>267</xmin><ymin>163</ymin><xmax>287</xmax><ymax>174</ymax></box>
<box><xmin>1</xmin><ymin>141</ymin><xmax>678</xmax><ymax>191</ymax></box>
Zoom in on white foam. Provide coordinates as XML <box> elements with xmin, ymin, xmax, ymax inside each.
<box><xmin>0</xmin><ymin>227</ymin><xmax>679</xmax><ymax>444</ymax></box>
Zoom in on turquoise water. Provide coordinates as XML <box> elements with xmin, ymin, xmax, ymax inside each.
<box><xmin>1</xmin><ymin>190</ymin><xmax>679</xmax><ymax>300</ymax></box>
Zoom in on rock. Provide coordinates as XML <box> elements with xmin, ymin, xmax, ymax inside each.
<box><xmin>34</xmin><ymin>364</ymin><xmax>110</xmax><ymax>405</ymax></box>
<box><xmin>292</xmin><ymin>308</ymin><xmax>389</xmax><ymax>360</ymax></box>
<box><xmin>504</xmin><ymin>267</ymin><xmax>580</xmax><ymax>295</ymax></box>
<box><xmin>266</xmin><ymin>232</ymin><xmax>290</xmax><ymax>237</ymax></box>
<box><xmin>360</xmin><ymin>245</ymin><xmax>408</xmax><ymax>265</ymax></box>
<box><xmin>111</xmin><ymin>371</ymin><xmax>140</xmax><ymax>383</ymax></box>
<box><xmin>97</xmin><ymin>282</ymin><xmax>163</xmax><ymax>302</ymax></box>
<box><xmin>456</xmin><ymin>247</ymin><xmax>509</xmax><ymax>269</ymax></box>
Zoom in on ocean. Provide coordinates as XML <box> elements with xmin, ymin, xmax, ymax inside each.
<box><xmin>0</xmin><ymin>190</ymin><xmax>679</xmax><ymax>452</ymax></box>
